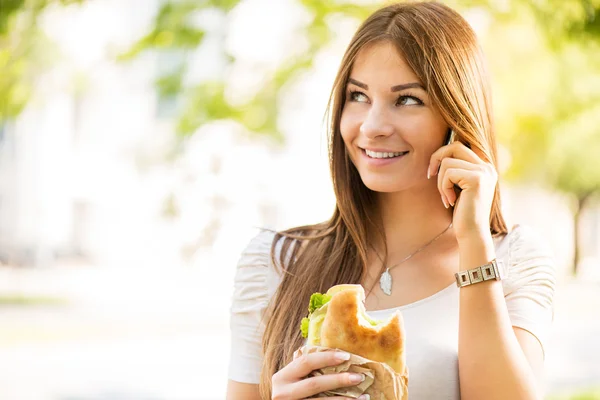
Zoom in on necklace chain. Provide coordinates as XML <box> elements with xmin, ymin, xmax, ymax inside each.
<box><xmin>375</xmin><ymin>222</ymin><xmax>453</xmax><ymax>296</ymax></box>
<box><xmin>371</xmin><ymin>222</ymin><xmax>453</xmax><ymax>272</ymax></box>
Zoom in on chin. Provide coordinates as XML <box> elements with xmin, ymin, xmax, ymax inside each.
<box><xmin>359</xmin><ymin>174</ymin><xmax>412</xmax><ymax>193</ymax></box>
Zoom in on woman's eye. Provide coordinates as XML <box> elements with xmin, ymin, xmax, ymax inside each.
<box><xmin>397</xmin><ymin>95</ymin><xmax>422</xmax><ymax>106</ymax></box>
<box><xmin>348</xmin><ymin>90</ymin><xmax>423</xmax><ymax>106</ymax></box>
<box><xmin>349</xmin><ymin>90</ymin><xmax>367</xmax><ymax>102</ymax></box>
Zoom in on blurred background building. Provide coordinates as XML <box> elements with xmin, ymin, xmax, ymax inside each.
<box><xmin>0</xmin><ymin>0</ymin><xmax>599</xmax><ymax>399</ymax></box>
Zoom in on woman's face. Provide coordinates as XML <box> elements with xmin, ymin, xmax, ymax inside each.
<box><xmin>340</xmin><ymin>41</ymin><xmax>449</xmax><ymax>193</ymax></box>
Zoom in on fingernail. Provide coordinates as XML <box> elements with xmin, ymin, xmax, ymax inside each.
<box><xmin>441</xmin><ymin>195</ymin><xmax>448</xmax><ymax>209</ymax></box>
<box><xmin>335</xmin><ymin>351</ymin><xmax>351</xmax><ymax>361</ymax></box>
<box><xmin>427</xmin><ymin>167</ymin><xmax>430</xmax><ymax>180</ymax></box>
<box><xmin>349</xmin><ymin>373</ymin><xmax>365</xmax><ymax>383</ymax></box>
<box><xmin>358</xmin><ymin>395</ymin><xmax>370</xmax><ymax>400</ymax></box>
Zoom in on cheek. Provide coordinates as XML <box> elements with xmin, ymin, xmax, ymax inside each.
<box><xmin>404</xmin><ymin>122</ymin><xmax>443</xmax><ymax>150</ymax></box>
<box><xmin>339</xmin><ymin>117</ymin><xmax>357</xmax><ymax>162</ymax></box>
<box><xmin>339</xmin><ymin>113</ymin><xmax>355</xmax><ymax>144</ymax></box>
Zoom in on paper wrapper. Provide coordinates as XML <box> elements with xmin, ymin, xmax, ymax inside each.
<box><xmin>293</xmin><ymin>345</ymin><xmax>408</xmax><ymax>400</ymax></box>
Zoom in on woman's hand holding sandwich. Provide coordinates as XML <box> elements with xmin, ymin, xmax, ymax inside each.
<box><xmin>271</xmin><ymin>350</ymin><xmax>368</xmax><ymax>400</ymax></box>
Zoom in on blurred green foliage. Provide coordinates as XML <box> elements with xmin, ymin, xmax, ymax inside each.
<box><xmin>471</xmin><ymin>0</ymin><xmax>600</xmax><ymax>272</ymax></box>
<box><xmin>119</xmin><ymin>0</ymin><xmax>381</xmax><ymax>141</ymax></box>
<box><xmin>119</xmin><ymin>0</ymin><xmax>600</xmax><ymax>185</ymax></box>
<box><xmin>478</xmin><ymin>1</ymin><xmax>600</xmax><ymax>199</ymax></box>
<box><xmin>547</xmin><ymin>387</ymin><xmax>600</xmax><ymax>400</ymax></box>
<box><xmin>116</xmin><ymin>2</ymin><xmax>207</xmax><ymax>61</ymax></box>
<box><xmin>2</xmin><ymin>0</ymin><xmax>599</xmax><ymax>272</ymax></box>
<box><xmin>0</xmin><ymin>294</ymin><xmax>68</xmax><ymax>306</ymax></box>
<box><xmin>121</xmin><ymin>0</ymin><xmax>599</xmax><ymax>271</ymax></box>
<box><xmin>0</xmin><ymin>0</ymin><xmax>82</xmax><ymax>122</ymax></box>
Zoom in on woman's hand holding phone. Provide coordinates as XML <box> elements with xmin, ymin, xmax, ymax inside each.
<box><xmin>427</xmin><ymin>129</ymin><xmax>498</xmax><ymax>241</ymax></box>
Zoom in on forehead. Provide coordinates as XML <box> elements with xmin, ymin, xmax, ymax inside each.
<box><xmin>350</xmin><ymin>41</ymin><xmax>420</xmax><ymax>84</ymax></box>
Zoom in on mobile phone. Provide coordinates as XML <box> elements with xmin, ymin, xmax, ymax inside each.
<box><xmin>444</xmin><ymin>129</ymin><xmax>456</xmax><ymax>146</ymax></box>
<box><xmin>444</xmin><ymin>128</ymin><xmax>471</xmax><ymax>149</ymax></box>
<box><xmin>440</xmin><ymin>128</ymin><xmax>461</xmax><ymax>203</ymax></box>
<box><xmin>437</xmin><ymin>129</ymin><xmax>455</xmax><ymax>175</ymax></box>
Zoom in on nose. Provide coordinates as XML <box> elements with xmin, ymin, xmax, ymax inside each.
<box><xmin>359</xmin><ymin>107</ymin><xmax>395</xmax><ymax>139</ymax></box>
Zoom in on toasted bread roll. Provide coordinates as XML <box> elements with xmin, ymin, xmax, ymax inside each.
<box><xmin>320</xmin><ymin>284</ymin><xmax>406</xmax><ymax>374</ymax></box>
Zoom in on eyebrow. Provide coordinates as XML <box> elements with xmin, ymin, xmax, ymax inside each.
<box><xmin>348</xmin><ymin>78</ymin><xmax>425</xmax><ymax>92</ymax></box>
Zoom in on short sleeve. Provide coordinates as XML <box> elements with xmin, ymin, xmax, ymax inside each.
<box><xmin>227</xmin><ymin>230</ymin><xmax>275</xmax><ymax>384</ymax></box>
<box><xmin>503</xmin><ymin>225</ymin><xmax>557</xmax><ymax>359</ymax></box>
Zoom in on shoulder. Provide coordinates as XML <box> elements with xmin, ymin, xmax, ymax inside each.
<box><xmin>494</xmin><ymin>224</ymin><xmax>554</xmax><ymax>263</ymax></box>
<box><xmin>239</xmin><ymin>228</ymin><xmax>278</xmax><ymax>265</ymax></box>
<box><xmin>228</xmin><ymin>229</ymin><xmax>281</xmax><ymax>385</ymax></box>
<box><xmin>235</xmin><ymin>227</ymin><xmax>305</xmax><ymax>300</ymax></box>
<box><xmin>506</xmin><ymin>224</ymin><xmax>554</xmax><ymax>265</ymax></box>
<box><xmin>495</xmin><ymin>225</ymin><xmax>557</xmax><ymax>361</ymax></box>
<box><xmin>238</xmin><ymin>228</ymin><xmax>301</xmax><ymax>270</ymax></box>
<box><xmin>498</xmin><ymin>224</ymin><xmax>557</xmax><ymax>296</ymax></box>
<box><xmin>232</xmin><ymin>229</ymin><xmax>277</xmax><ymax>306</ymax></box>
<box><xmin>241</xmin><ymin>226</ymin><xmax>315</xmax><ymax>268</ymax></box>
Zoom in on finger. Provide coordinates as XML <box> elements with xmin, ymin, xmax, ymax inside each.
<box><xmin>436</xmin><ymin>158</ymin><xmax>478</xmax><ymax>205</ymax></box>
<box><xmin>429</xmin><ymin>141</ymin><xmax>483</xmax><ymax>177</ymax></box>
<box><xmin>441</xmin><ymin>168</ymin><xmax>481</xmax><ymax>206</ymax></box>
<box><xmin>290</xmin><ymin>372</ymin><xmax>366</xmax><ymax>399</ymax></box>
<box><xmin>436</xmin><ymin>158</ymin><xmax>479</xmax><ymax>187</ymax></box>
<box><xmin>280</xmin><ymin>350</ymin><xmax>351</xmax><ymax>381</ymax></box>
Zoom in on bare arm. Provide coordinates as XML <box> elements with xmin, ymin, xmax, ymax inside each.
<box><xmin>226</xmin><ymin>380</ymin><xmax>261</xmax><ymax>400</ymax></box>
<box><xmin>457</xmin><ymin>235</ymin><xmax>542</xmax><ymax>400</ymax></box>
<box><xmin>514</xmin><ymin>326</ymin><xmax>545</xmax><ymax>392</ymax></box>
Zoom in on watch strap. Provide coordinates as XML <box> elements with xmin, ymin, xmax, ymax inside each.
<box><xmin>455</xmin><ymin>259</ymin><xmax>505</xmax><ymax>288</ymax></box>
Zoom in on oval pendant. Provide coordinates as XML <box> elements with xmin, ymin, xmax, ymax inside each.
<box><xmin>379</xmin><ymin>269</ymin><xmax>392</xmax><ymax>296</ymax></box>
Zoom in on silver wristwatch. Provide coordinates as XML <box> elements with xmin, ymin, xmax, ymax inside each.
<box><xmin>455</xmin><ymin>258</ymin><xmax>506</xmax><ymax>288</ymax></box>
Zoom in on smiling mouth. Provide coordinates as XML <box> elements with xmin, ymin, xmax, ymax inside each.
<box><xmin>362</xmin><ymin>149</ymin><xmax>409</xmax><ymax>159</ymax></box>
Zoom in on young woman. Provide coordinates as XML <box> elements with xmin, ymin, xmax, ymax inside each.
<box><xmin>227</xmin><ymin>2</ymin><xmax>556</xmax><ymax>399</ymax></box>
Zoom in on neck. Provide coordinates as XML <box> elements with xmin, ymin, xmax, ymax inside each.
<box><xmin>370</xmin><ymin>183</ymin><xmax>455</xmax><ymax>263</ymax></box>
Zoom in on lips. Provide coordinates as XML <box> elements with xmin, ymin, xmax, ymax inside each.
<box><xmin>361</xmin><ymin>147</ymin><xmax>409</xmax><ymax>157</ymax></box>
<box><xmin>359</xmin><ymin>148</ymin><xmax>409</xmax><ymax>165</ymax></box>
<box><xmin>360</xmin><ymin>146</ymin><xmax>409</xmax><ymax>153</ymax></box>
<box><xmin>365</xmin><ymin>150</ymin><xmax>409</xmax><ymax>159</ymax></box>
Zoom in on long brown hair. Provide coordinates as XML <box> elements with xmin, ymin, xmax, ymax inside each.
<box><xmin>259</xmin><ymin>1</ymin><xmax>507</xmax><ymax>397</ymax></box>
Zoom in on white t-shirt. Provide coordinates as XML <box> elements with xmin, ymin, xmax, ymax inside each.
<box><xmin>227</xmin><ymin>225</ymin><xmax>556</xmax><ymax>399</ymax></box>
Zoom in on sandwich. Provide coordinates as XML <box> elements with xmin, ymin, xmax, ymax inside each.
<box><xmin>300</xmin><ymin>284</ymin><xmax>407</xmax><ymax>375</ymax></box>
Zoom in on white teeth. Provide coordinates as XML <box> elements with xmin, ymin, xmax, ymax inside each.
<box><xmin>365</xmin><ymin>149</ymin><xmax>406</xmax><ymax>159</ymax></box>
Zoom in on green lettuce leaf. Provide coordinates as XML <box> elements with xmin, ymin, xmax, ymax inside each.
<box><xmin>300</xmin><ymin>292</ymin><xmax>333</xmax><ymax>342</ymax></box>
<box><xmin>306</xmin><ymin>303</ymin><xmax>328</xmax><ymax>345</ymax></box>
<box><xmin>308</xmin><ymin>292</ymin><xmax>332</xmax><ymax>314</ymax></box>
<box><xmin>300</xmin><ymin>317</ymin><xmax>310</xmax><ymax>338</ymax></box>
